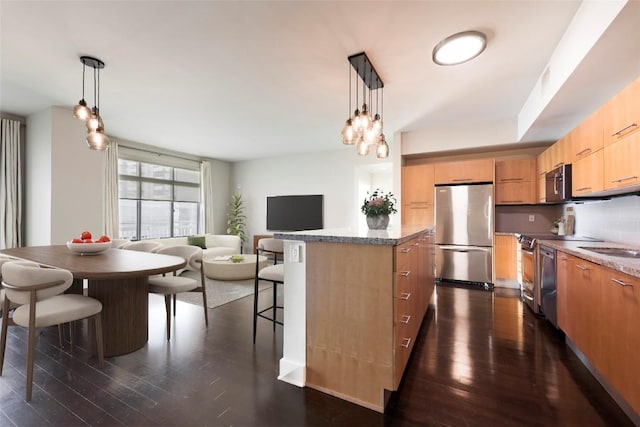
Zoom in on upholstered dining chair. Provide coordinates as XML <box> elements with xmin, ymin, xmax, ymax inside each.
<box><xmin>0</xmin><ymin>260</ymin><xmax>104</xmax><ymax>401</ymax></box>
<box><xmin>253</xmin><ymin>238</ymin><xmax>284</xmax><ymax>343</ymax></box>
<box><xmin>147</xmin><ymin>245</ymin><xmax>207</xmax><ymax>340</ymax></box>
<box><xmin>111</xmin><ymin>238</ymin><xmax>131</xmax><ymax>249</ymax></box>
<box><xmin>124</xmin><ymin>240</ymin><xmax>162</xmax><ymax>252</ymax></box>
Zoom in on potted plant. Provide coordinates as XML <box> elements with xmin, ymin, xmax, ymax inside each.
<box><xmin>226</xmin><ymin>193</ymin><xmax>247</xmax><ymax>252</ymax></box>
<box><xmin>361</xmin><ymin>189</ymin><xmax>397</xmax><ymax>230</ymax></box>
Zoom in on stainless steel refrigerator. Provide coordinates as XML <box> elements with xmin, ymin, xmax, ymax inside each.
<box><xmin>435</xmin><ymin>183</ymin><xmax>493</xmax><ymax>284</ymax></box>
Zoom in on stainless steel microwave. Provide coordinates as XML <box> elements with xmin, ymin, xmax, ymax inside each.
<box><xmin>545</xmin><ymin>164</ymin><xmax>572</xmax><ymax>203</ymax></box>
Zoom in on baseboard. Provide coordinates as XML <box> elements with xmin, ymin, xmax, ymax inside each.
<box><xmin>278</xmin><ymin>358</ymin><xmax>305</xmax><ymax>387</ymax></box>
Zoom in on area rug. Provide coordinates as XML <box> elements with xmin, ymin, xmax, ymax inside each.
<box><xmin>174</xmin><ymin>270</ymin><xmax>271</xmax><ymax>309</ymax></box>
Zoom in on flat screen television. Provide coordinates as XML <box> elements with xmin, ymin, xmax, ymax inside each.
<box><xmin>266</xmin><ymin>194</ymin><xmax>323</xmax><ymax>231</ymax></box>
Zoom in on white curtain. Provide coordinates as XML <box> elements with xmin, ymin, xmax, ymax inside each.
<box><xmin>201</xmin><ymin>160</ymin><xmax>215</xmax><ymax>234</ymax></box>
<box><xmin>103</xmin><ymin>140</ymin><xmax>120</xmax><ymax>237</ymax></box>
<box><xmin>0</xmin><ymin>119</ymin><xmax>22</xmax><ymax>249</ymax></box>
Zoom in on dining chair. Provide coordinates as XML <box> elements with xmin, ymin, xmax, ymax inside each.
<box><xmin>253</xmin><ymin>238</ymin><xmax>284</xmax><ymax>344</ymax></box>
<box><xmin>0</xmin><ymin>260</ymin><xmax>104</xmax><ymax>401</ymax></box>
<box><xmin>111</xmin><ymin>238</ymin><xmax>131</xmax><ymax>249</ymax></box>
<box><xmin>147</xmin><ymin>245</ymin><xmax>207</xmax><ymax>340</ymax></box>
<box><xmin>124</xmin><ymin>241</ymin><xmax>162</xmax><ymax>252</ymax></box>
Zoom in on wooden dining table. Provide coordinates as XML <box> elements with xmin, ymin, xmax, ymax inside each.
<box><xmin>0</xmin><ymin>245</ymin><xmax>186</xmax><ymax>357</ymax></box>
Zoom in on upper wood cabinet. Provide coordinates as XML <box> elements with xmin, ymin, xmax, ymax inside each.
<box><xmin>495</xmin><ymin>159</ymin><xmax>536</xmax><ymax>205</ymax></box>
<box><xmin>537</xmin><ymin>147</ymin><xmax>551</xmax><ymax>176</ymax></box>
<box><xmin>603</xmin><ymin>131</ymin><xmax>640</xmax><ymax>190</ymax></box>
<box><xmin>401</xmin><ymin>164</ymin><xmax>435</xmax><ymax>226</ymax></box>
<box><xmin>434</xmin><ymin>158</ymin><xmax>494</xmax><ymax>185</ymax></box>
<box><xmin>603</xmin><ymin>76</ymin><xmax>640</xmax><ymax>145</ymax></box>
<box><xmin>570</xmin><ymin>107</ymin><xmax>604</xmax><ymax>163</ymax></box>
<box><xmin>572</xmin><ymin>149</ymin><xmax>604</xmax><ymax>196</ymax></box>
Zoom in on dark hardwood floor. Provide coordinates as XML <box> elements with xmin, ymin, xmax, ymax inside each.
<box><xmin>0</xmin><ymin>283</ymin><xmax>633</xmax><ymax>426</ymax></box>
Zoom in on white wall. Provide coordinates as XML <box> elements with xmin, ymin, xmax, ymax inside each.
<box><xmin>50</xmin><ymin>106</ymin><xmax>104</xmax><ymax>244</ymax></box>
<box><xmin>25</xmin><ymin>109</ymin><xmax>52</xmax><ymax>246</ymax></box>
<box><xmin>209</xmin><ymin>158</ymin><xmax>232</xmax><ymax>234</ymax></box>
<box><xmin>232</xmin><ymin>147</ymin><xmax>395</xmax><ymax>251</ymax></box>
<box><xmin>567</xmin><ymin>195</ymin><xmax>640</xmax><ymax>245</ymax></box>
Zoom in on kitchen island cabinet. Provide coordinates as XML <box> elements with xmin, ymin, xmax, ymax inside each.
<box><xmin>275</xmin><ymin>226</ymin><xmax>435</xmax><ymax>412</ymax></box>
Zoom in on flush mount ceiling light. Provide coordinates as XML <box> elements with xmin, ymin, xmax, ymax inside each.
<box><xmin>340</xmin><ymin>52</ymin><xmax>389</xmax><ymax>158</ymax></box>
<box><xmin>73</xmin><ymin>55</ymin><xmax>110</xmax><ymax>151</ymax></box>
<box><xmin>432</xmin><ymin>31</ymin><xmax>487</xmax><ymax>66</ymax></box>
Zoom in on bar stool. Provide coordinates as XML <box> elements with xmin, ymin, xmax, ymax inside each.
<box><xmin>253</xmin><ymin>238</ymin><xmax>284</xmax><ymax>343</ymax></box>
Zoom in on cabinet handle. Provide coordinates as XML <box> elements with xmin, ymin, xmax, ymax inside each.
<box><xmin>576</xmin><ymin>265</ymin><xmax>589</xmax><ymax>271</ymax></box>
<box><xmin>499</xmin><ymin>178</ymin><xmax>524</xmax><ymax>182</ymax></box>
<box><xmin>401</xmin><ymin>315</ymin><xmax>411</xmax><ymax>324</ymax></box>
<box><xmin>576</xmin><ymin>187</ymin><xmax>592</xmax><ymax>192</ymax></box>
<box><xmin>576</xmin><ymin>148</ymin><xmax>592</xmax><ymax>156</ymax></box>
<box><xmin>612</xmin><ymin>123</ymin><xmax>638</xmax><ymax>137</ymax></box>
<box><xmin>400</xmin><ymin>292</ymin><xmax>411</xmax><ymax>300</ymax></box>
<box><xmin>452</xmin><ymin>178</ymin><xmax>472</xmax><ymax>182</ymax></box>
<box><xmin>400</xmin><ymin>271</ymin><xmax>411</xmax><ymax>277</ymax></box>
<box><xmin>400</xmin><ymin>338</ymin><xmax>411</xmax><ymax>348</ymax></box>
<box><xmin>499</xmin><ymin>200</ymin><xmax>524</xmax><ymax>203</ymax></box>
<box><xmin>611</xmin><ymin>278</ymin><xmax>632</xmax><ymax>287</ymax></box>
<box><xmin>401</xmin><ymin>248</ymin><xmax>412</xmax><ymax>253</ymax></box>
<box><xmin>612</xmin><ymin>175</ymin><xmax>638</xmax><ymax>183</ymax></box>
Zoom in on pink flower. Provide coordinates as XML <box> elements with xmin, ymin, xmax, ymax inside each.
<box><xmin>370</xmin><ymin>197</ymin><xmax>384</xmax><ymax>207</ymax></box>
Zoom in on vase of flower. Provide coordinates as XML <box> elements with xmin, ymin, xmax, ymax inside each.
<box><xmin>361</xmin><ymin>189</ymin><xmax>397</xmax><ymax>230</ymax></box>
<box><xmin>366</xmin><ymin>214</ymin><xmax>390</xmax><ymax>230</ymax></box>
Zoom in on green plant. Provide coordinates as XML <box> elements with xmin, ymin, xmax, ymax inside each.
<box><xmin>361</xmin><ymin>189</ymin><xmax>397</xmax><ymax>217</ymax></box>
<box><xmin>226</xmin><ymin>193</ymin><xmax>247</xmax><ymax>249</ymax></box>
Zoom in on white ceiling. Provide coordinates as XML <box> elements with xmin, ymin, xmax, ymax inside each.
<box><xmin>1</xmin><ymin>1</ymin><xmax>639</xmax><ymax>162</ymax></box>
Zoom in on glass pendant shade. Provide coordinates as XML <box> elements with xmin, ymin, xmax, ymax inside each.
<box><xmin>86</xmin><ymin>128</ymin><xmax>110</xmax><ymax>151</ymax></box>
<box><xmin>86</xmin><ymin>112</ymin><xmax>104</xmax><ymax>132</ymax></box>
<box><xmin>372</xmin><ymin>114</ymin><xmax>382</xmax><ymax>134</ymax></box>
<box><xmin>364</xmin><ymin>126</ymin><xmax>378</xmax><ymax>145</ymax></box>
<box><xmin>359</xmin><ymin>104</ymin><xmax>372</xmax><ymax>131</ymax></box>
<box><xmin>73</xmin><ymin>100</ymin><xmax>91</xmax><ymax>120</ymax></box>
<box><xmin>376</xmin><ymin>135</ymin><xmax>390</xmax><ymax>158</ymax></box>
<box><xmin>341</xmin><ymin>119</ymin><xmax>356</xmax><ymax>145</ymax></box>
<box><xmin>356</xmin><ymin>136</ymin><xmax>369</xmax><ymax>156</ymax></box>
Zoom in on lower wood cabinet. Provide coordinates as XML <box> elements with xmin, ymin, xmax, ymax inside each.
<box><xmin>557</xmin><ymin>252</ymin><xmax>640</xmax><ymax>415</ymax></box>
<box><xmin>305</xmin><ymin>231</ymin><xmax>435</xmax><ymax>412</ymax></box>
<box><xmin>494</xmin><ymin>234</ymin><xmax>517</xmax><ymax>280</ymax></box>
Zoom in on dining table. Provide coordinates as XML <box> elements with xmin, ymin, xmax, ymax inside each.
<box><xmin>0</xmin><ymin>245</ymin><xmax>186</xmax><ymax>357</ymax></box>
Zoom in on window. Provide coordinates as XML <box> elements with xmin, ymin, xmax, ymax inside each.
<box><xmin>118</xmin><ymin>158</ymin><xmax>201</xmax><ymax>240</ymax></box>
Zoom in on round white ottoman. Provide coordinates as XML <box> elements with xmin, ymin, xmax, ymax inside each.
<box><xmin>203</xmin><ymin>254</ymin><xmax>269</xmax><ymax>281</ymax></box>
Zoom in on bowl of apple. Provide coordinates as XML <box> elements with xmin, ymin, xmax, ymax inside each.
<box><xmin>67</xmin><ymin>231</ymin><xmax>112</xmax><ymax>255</ymax></box>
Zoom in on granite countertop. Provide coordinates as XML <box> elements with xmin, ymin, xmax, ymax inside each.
<box><xmin>274</xmin><ymin>225</ymin><xmax>434</xmax><ymax>246</ymax></box>
<box><xmin>538</xmin><ymin>239</ymin><xmax>640</xmax><ymax>279</ymax></box>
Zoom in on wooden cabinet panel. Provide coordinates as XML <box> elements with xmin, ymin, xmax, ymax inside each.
<box><xmin>495</xmin><ymin>182</ymin><xmax>536</xmax><ymax>205</ymax></box>
<box><xmin>561</xmin><ymin>255</ymin><xmax>603</xmax><ymax>367</ymax></box>
<box><xmin>603</xmin><ymin>132</ymin><xmax>640</xmax><ymax>190</ymax></box>
<box><xmin>402</xmin><ymin>164</ymin><xmax>434</xmax><ymax>226</ymax></box>
<box><xmin>537</xmin><ymin>175</ymin><xmax>545</xmax><ymax>203</ymax></box>
<box><xmin>603</xmin><ymin>76</ymin><xmax>640</xmax><ymax>145</ymax></box>
<box><xmin>402</xmin><ymin>164</ymin><xmax>434</xmax><ymax>204</ymax></box>
<box><xmin>494</xmin><ymin>235</ymin><xmax>517</xmax><ymax>280</ymax></box>
<box><xmin>495</xmin><ymin>159</ymin><xmax>535</xmax><ymax>182</ymax></box>
<box><xmin>537</xmin><ymin>147</ymin><xmax>552</xmax><ymax>176</ymax></box>
<box><xmin>600</xmin><ymin>270</ymin><xmax>640</xmax><ymax>414</ymax></box>
<box><xmin>572</xmin><ymin>149</ymin><xmax>604</xmax><ymax>196</ymax></box>
<box><xmin>434</xmin><ymin>158</ymin><xmax>494</xmax><ymax>184</ymax></box>
<box><xmin>556</xmin><ymin>252</ymin><xmax>570</xmax><ymax>333</ymax></box>
<box><xmin>571</xmin><ymin>107</ymin><xmax>604</xmax><ymax>162</ymax></box>
<box><xmin>402</xmin><ymin>205</ymin><xmax>434</xmax><ymax>227</ymax></box>
<box><xmin>549</xmin><ymin>136</ymin><xmax>569</xmax><ymax>170</ymax></box>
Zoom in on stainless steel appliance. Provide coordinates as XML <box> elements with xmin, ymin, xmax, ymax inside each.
<box><xmin>516</xmin><ymin>233</ymin><xmax>602</xmax><ymax>315</ymax></box>
<box><xmin>539</xmin><ymin>245</ymin><xmax>557</xmax><ymax>327</ymax></box>
<box><xmin>545</xmin><ymin>164</ymin><xmax>572</xmax><ymax>203</ymax></box>
<box><xmin>435</xmin><ymin>183</ymin><xmax>493</xmax><ymax>284</ymax></box>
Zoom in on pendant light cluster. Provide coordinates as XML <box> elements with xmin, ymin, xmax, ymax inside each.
<box><xmin>340</xmin><ymin>52</ymin><xmax>389</xmax><ymax>158</ymax></box>
<box><xmin>73</xmin><ymin>56</ymin><xmax>110</xmax><ymax>151</ymax></box>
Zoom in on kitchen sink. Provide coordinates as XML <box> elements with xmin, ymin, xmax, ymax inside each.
<box><xmin>578</xmin><ymin>247</ymin><xmax>640</xmax><ymax>258</ymax></box>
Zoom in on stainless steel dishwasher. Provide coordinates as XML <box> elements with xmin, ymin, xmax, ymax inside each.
<box><xmin>539</xmin><ymin>245</ymin><xmax>557</xmax><ymax>327</ymax></box>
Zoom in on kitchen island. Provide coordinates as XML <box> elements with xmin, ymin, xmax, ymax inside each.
<box><xmin>273</xmin><ymin>226</ymin><xmax>435</xmax><ymax>412</ymax></box>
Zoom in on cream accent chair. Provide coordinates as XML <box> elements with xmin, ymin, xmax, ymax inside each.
<box><xmin>148</xmin><ymin>245</ymin><xmax>207</xmax><ymax>340</ymax></box>
<box><xmin>0</xmin><ymin>261</ymin><xmax>104</xmax><ymax>401</ymax></box>
<box><xmin>111</xmin><ymin>238</ymin><xmax>131</xmax><ymax>249</ymax></box>
<box><xmin>253</xmin><ymin>238</ymin><xmax>284</xmax><ymax>343</ymax></box>
<box><xmin>124</xmin><ymin>241</ymin><xmax>163</xmax><ymax>252</ymax></box>
<box><xmin>0</xmin><ymin>256</ymin><xmax>19</xmax><ymax>317</ymax></box>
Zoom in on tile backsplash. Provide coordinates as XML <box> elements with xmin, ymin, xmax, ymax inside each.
<box><xmin>567</xmin><ymin>194</ymin><xmax>640</xmax><ymax>245</ymax></box>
